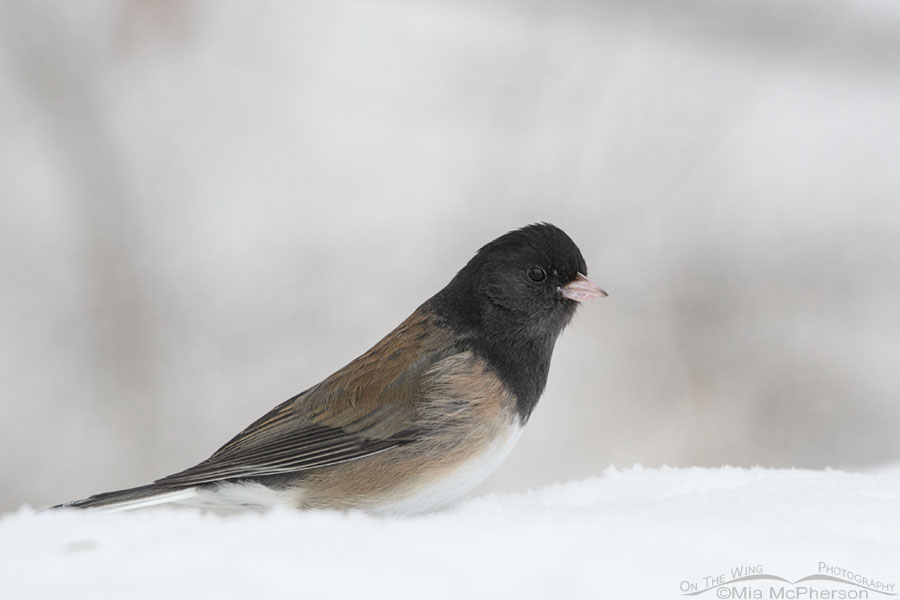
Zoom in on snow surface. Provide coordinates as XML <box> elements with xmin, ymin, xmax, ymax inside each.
<box><xmin>2</xmin><ymin>466</ymin><xmax>899</xmax><ymax>600</ymax></box>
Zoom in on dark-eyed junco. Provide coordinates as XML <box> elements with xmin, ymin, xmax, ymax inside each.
<box><xmin>57</xmin><ymin>223</ymin><xmax>606</xmax><ymax>514</ymax></box>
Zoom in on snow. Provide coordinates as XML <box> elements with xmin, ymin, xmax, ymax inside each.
<box><xmin>2</xmin><ymin>466</ymin><xmax>899</xmax><ymax>600</ymax></box>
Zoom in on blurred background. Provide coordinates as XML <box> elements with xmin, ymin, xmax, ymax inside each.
<box><xmin>2</xmin><ymin>0</ymin><xmax>899</xmax><ymax>512</ymax></box>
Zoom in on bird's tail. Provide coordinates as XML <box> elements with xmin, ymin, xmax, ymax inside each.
<box><xmin>54</xmin><ymin>484</ymin><xmax>199</xmax><ymax>513</ymax></box>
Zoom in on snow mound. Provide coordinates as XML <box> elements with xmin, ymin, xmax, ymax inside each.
<box><xmin>2</xmin><ymin>466</ymin><xmax>899</xmax><ymax>599</ymax></box>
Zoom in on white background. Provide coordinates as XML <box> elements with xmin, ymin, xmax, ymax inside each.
<box><xmin>1</xmin><ymin>0</ymin><xmax>899</xmax><ymax>511</ymax></box>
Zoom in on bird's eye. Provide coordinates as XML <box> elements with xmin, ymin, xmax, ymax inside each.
<box><xmin>527</xmin><ymin>267</ymin><xmax>547</xmax><ymax>282</ymax></box>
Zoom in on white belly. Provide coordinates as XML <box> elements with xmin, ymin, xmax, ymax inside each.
<box><xmin>372</xmin><ymin>424</ymin><xmax>523</xmax><ymax>516</ymax></box>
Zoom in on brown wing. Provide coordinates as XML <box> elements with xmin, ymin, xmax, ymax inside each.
<box><xmin>152</xmin><ymin>308</ymin><xmax>456</xmax><ymax>488</ymax></box>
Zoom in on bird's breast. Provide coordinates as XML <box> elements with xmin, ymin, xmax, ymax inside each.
<box><xmin>294</xmin><ymin>349</ymin><xmax>526</xmax><ymax>513</ymax></box>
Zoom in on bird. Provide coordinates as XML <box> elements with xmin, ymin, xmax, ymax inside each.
<box><xmin>57</xmin><ymin>223</ymin><xmax>606</xmax><ymax>515</ymax></box>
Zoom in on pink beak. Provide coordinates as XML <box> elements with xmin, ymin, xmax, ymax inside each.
<box><xmin>560</xmin><ymin>273</ymin><xmax>608</xmax><ymax>302</ymax></box>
